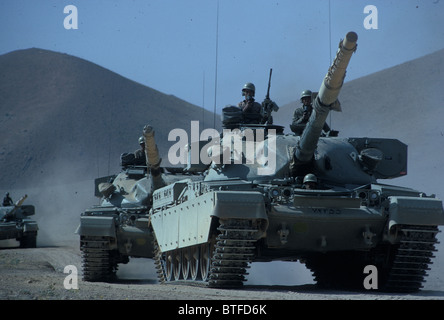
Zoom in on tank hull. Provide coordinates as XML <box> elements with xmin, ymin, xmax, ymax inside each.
<box><xmin>151</xmin><ymin>179</ymin><xmax>444</xmax><ymax>291</ymax></box>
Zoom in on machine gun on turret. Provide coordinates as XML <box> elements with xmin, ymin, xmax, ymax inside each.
<box><xmin>261</xmin><ymin>68</ymin><xmax>279</xmax><ymax>124</ymax></box>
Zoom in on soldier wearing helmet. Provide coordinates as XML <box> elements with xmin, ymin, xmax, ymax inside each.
<box><xmin>237</xmin><ymin>82</ymin><xmax>263</xmax><ymax>124</ymax></box>
<box><xmin>290</xmin><ymin>90</ymin><xmax>331</xmax><ymax>135</ymax></box>
<box><xmin>302</xmin><ymin>173</ymin><xmax>318</xmax><ymax>190</ymax></box>
<box><xmin>2</xmin><ymin>192</ymin><xmax>13</xmax><ymax>206</ymax></box>
<box><xmin>134</xmin><ymin>136</ymin><xmax>146</xmax><ymax>165</ymax></box>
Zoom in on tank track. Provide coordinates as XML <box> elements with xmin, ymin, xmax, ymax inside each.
<box><xmin>154</xmin><ymin>219</ymin><xmax>258</xmax><ymax>288</ymax></box>
<box><xmin>209</xmin><ymin>219</ymin><xmax>257</xmax><ymax>287</ymax></box>
<box><xmin>80</xmin><ymin>236</ymin><xmax>118</xmax><ymax>282</ymax></box>
<box><xmin>153</xmin><ymin>238</ymin><xmax>166</xmax><ymax>283</ymax></box>
<box><xmin>305</xmin><ymin>225</ymin><xmax>440</xmax><ymax>292</ymax></box>
<box><xmin>382</xmin><ymin>225</ymin><xmax>439</xmax><ymax>292</ymax></box>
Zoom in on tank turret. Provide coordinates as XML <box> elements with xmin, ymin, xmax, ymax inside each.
<box><xmin>295</xmin><ymin>31</ymin><xmax>357</xmax><ymax>163</ymax></box>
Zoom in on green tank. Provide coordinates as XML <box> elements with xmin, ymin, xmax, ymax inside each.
<box><xmin>76</xmin><ymin>126</ymin><xmax>202</xmax><ymax>281</ymax></box>
<box><xmin>0</xmin><ymin>195</ymin><xmax>38</xmax><ymax>248</ymax></box>
<box><xmin>149</xmin><ymin>31</ymin><xmax>444</xmax><ymax>292</ymax></box>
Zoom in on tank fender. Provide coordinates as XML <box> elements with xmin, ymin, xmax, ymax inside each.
<box><xmin>22</xmin><ymin>220</ymin><xmax>39</xmax><ymax>233</ymax></box>
<box><xmin>388</xmin><ymin>196</ymin><xmax>444</xmax><ymax>230</ymax></box>
<box><xmin>75</xmin><ymin>216</ymin><xmax>116</xmax><ymax>238</ymax></box>
<box><xmin>212</xmin><ymin>191</ymin><xmax>268</xmax><ymax>220</ymax></box>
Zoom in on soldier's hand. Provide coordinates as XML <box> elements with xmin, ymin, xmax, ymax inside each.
<box><xmin>271</xmin><ymin>101</ymin><xmax>279</xmax><ymax>112</ymax></box>
<box><xmin>262</xmin><ymin>98</ymin><xmax>271</xmax><ymax>105</ymax></box>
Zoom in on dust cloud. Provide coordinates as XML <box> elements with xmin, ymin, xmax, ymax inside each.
<box><xmin>0</xmin><ymin>158</ymin><xmax>99</xmax><ymax>248</ymax></box>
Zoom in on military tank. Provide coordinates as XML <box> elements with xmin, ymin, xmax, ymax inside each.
<box><xmin>0</xmin><ymin>194</ymin><xmax>38</xmax><ymax>248</ymax></box>
<box><xmin>76</xmin><ymin>126</ymin><xmax>203</xmax><ymax>281</ymax></box>
<box><xmin>149</xmin><ymin>31</ymin><xmax>444</xmax><ymax>292</ymax></box>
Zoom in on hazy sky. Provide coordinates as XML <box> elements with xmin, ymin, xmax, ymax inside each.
<box><xmin>1</xmin><ymin>0</ymin><xmax>443</xmax><ymax>112</ymax></box>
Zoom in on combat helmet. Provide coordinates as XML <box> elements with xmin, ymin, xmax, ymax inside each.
<box><xmin>303</xmin><ymin>173</ymin><xmax>317</xmax><ymax>184</ymax></box>
<box><xmin>242</xmin><ymin>82</ymin><xmax>256</xmax><ymax>96</ymax></box>
<box><xmin>300</xmin><ymin>90</ymin><xmax>312</xmax><ymax>101</ymax></box>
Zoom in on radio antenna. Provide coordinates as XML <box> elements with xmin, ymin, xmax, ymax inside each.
<box><xmin>213</xmin><ymin>0</ymin><xmax>219</xmax><ymax>128</ymax></box>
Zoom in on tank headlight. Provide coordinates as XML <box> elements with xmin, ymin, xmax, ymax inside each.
<box><xmin>270</xmin><ymin>188</ymin><xmax>280</xmax><ymax>198</ymax></box>
<box><xmin>282</xmin><ymin>188</ymin><xmax>292</xmax><ymax>198</ymax></box>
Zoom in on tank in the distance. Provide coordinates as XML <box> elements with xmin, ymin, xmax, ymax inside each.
<box><xmin>0</xmin><ymin>194</ymin><xmax>38</xmax><ymax>248</ymax></box>
<box><xmin>149</xmin><ymin>31</ymin><xmax>444</xmax><ymax>292</ymax></box>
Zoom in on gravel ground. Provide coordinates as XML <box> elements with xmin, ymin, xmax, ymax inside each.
<box><xmin>1</xmin><ymin>245</ymin><xmax>443</xmax><ymax>301</ymax></box>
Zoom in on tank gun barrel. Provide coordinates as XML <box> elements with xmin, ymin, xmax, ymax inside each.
<box><xmin>295</xmin><ymin>31</ymin><xmax>358</xmax><ymax>163</ymax></box>
<box><xmin>143</xmin><ymin>125</ymin><xmax>161</xmax><ymax>169</ymax></box>
<box><xmin>15</xmin><ymin>194</ymin><xmax>28</xmax><ymax>207</ymax></box>
<box><xmin>5</xmin><ymin>194</ymin><xmax>28</xmax><ymax>219</ymax></box>
<box><xmin>143</xmin><ymin>125</ymin><xmax>166</xmax><ymax>190</ymax></box>
<box><xmin>319</xmin><ymin>31</ymin><xmax>358</xmax><ymax>105</ymax></box>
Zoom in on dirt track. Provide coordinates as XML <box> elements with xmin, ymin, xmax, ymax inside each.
<box><xmin>1</xmin><ymin>245</ymin><xmax>443</xmax><ymax>301</ymax></box>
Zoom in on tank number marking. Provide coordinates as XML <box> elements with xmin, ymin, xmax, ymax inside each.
<box><xmin>311</xmin><ymin>208</ymin><xmax>341</xmax><ymax>214</ymax></box>
<box><xmin>153</xmin><ymin>188</ymin><xmax>172</xmax><ymax>201</ymax></box>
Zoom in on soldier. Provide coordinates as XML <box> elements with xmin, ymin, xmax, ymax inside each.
<box><xmin>290</xmin><ymin>90</ymin><xmax>331</xmax><ymax>135</ymax></box>
<box><xmin>2</xmin><ymin>192</ymin><xmax>13</xmax><ymax>206</ymax></box>
<box><xmin>134</xmin><ymin>136</ymin><xmax>146</xmax><ymax>165</ymax></box>
<box><xmin>302</xmin><ymin>173</ymin><xmax>318</xmax><ymax>190</ymax></box>
<box><xmin>237</xmin><ymin>82</ymin><xmax>263</xmax><ymax>124</ymax></box>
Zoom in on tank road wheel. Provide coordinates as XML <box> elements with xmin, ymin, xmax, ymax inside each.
<box><xmin>182</xmin><ymin>248</ymin><xmax>191</xmax><ymax>280</ymax></box>
<box><xmin>189</xmin><ymin>246</ymin><xmax>200</xmax><ymax>280</ymax></box>
<box><xmin>173</xmin><ymin>250</ymin><xmax>182</xmax><ymax>281</ymax></box>
<box><xmin>200</xmin><ymin>243</ymin><xmax>211</xmax><ymax>281</ymax></box>
<box><xmin>164</xmin><ymin>251</ymin><xmax>174</xmax><ymax>282</ymax></box>
<box><xmin>153</xmin><ymin>219</ymin><xmax>260</xmax><ymax>288</ymax></box>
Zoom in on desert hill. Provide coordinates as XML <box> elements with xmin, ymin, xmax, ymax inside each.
<box><xmin>274</xmin><ymin>48</ymin><xmax>444</xmax><ymax>199</ymax></box>
<box><xmin>0</xmin><ymin>48</ymin><xmax>219</xmax><ymax>189</ymax></box>
<box><xmin>1</xmin><ymin>48</ymin><xmax>443</xmax><ymax>196</ymax></box>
